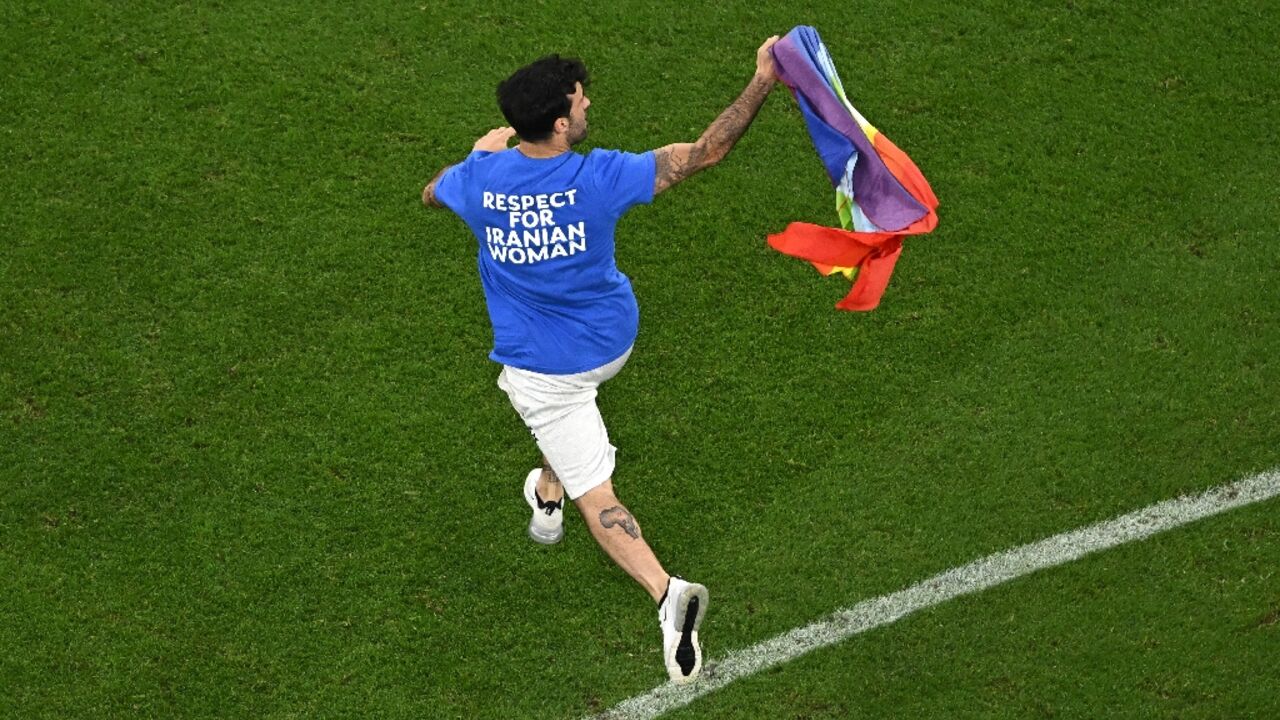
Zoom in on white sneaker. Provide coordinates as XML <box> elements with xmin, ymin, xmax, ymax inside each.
<box><xmin>523</xmin><ymin>468</ymin><xmax>564</xmax><ymax>544</ymax></box>
<box><xmin>658</xmin><ymin>576</ymin><xmax>708</xmax><ymax>684</ymax></box>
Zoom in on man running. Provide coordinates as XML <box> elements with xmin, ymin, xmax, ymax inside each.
<box><xmin>422</xmin><ymin>36</ymin><xmax>779</xmax><ymax>684</ymax></box>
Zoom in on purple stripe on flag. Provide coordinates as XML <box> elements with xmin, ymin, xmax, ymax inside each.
<box><xmin>772</xmin><ymin>27</ymin><xmax>927</xmax><ymax>232</ymax></box>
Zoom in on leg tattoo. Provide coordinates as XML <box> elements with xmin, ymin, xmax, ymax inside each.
<box><xmin>541</xmin><ymin>459</ymin><xmax>560</xmax><ymax>485</ymax></box>
<box><xmin>599</xmin><ymin>506</ymin><xmax>640</xmax><ymax>540</ymax></box>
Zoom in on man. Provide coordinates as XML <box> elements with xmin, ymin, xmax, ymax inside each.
<box><xmin>422</xmin><ymin>37</ymin><xmax>779</xmax><ymax>684</ymax></box>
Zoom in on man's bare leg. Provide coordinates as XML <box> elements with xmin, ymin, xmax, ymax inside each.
<box><xmin>536</xmin><ymin>455</ymin><xmax>563</xmax><ymax>504</ymax></box>
<box><xmin>574</xmin><ymin>479</ymin><xmax>670</xmax><ymax>603</ymax></box>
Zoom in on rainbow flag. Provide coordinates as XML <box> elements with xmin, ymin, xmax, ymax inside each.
<box><xmin>768</xmin><ymin>26</ymin><xmax>939</xmax><ymax>311</ymax></box>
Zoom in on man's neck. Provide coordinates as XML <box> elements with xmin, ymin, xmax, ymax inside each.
<box><xmin>517</xmin><ymin>137</ymin><xmax>570</xmax><ymax>158</ymax></box>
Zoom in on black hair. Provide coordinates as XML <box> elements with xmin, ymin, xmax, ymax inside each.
<box><xmin>496</xmin><ymin>55</ymin><xmax>589</xmax><ymax>142</ymax></box>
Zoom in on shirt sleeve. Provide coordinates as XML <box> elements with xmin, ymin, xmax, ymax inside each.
<box><xmin>433</xmin><ymin>150</ymin><xmax>491</xmax><ymax>214</ymax></box>
<box><xmin>589</xmin><ymin>149</ymin><xmax>657</xmax><ymax>215</ymax></box>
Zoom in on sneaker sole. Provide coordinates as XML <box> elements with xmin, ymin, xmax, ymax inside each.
<box><xmin>667</xmin><ymin>583</ymin><xmax>708</xmax><ymax>684</ymax></box>
<box><xmin>526</xmin><ymin>521</ymin><xmax>563</xmax><ymax>544</ymax></box>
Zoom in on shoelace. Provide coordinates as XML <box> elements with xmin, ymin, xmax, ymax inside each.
<box><xmin>534</xmin><ymin>490</ymin><xmax>563</xmax><ymax>516</ymax></box>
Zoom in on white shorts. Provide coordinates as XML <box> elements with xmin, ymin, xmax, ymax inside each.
<box><xmin>496</xmin><ymin>347</ymin><xmax>632</xmax><ymax>500</ymax></box>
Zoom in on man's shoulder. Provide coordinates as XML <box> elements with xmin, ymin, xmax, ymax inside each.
<box><xmin>444</xmin><ymin>149</ymin><xmax>514</xmax><ymax>191</ymax></box>
<box><xmin>584</xmin><ymin>147</ymin><xmax>654</xmax><ymax>162</ymax></box>
<box><xmin>582</xmin><ymin>148</ymin><xmax>656</xmax><ymax>183</ymax></box>
<box><xmin>460</xmin><ymin>148</ymin><xmax>503</xmax><ymax>169</ymax></box>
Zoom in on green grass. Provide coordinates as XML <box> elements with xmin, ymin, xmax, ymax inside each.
<box><xmin>2</xmin><ymin>1</ymin><xmax>1278</xmax><ymax>718</ymax></box>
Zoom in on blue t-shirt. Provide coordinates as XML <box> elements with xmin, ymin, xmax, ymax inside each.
<box><xmin>434</xmin><ymin>147</ymin><xmax>656</xmax><ymax>374</ymax></box>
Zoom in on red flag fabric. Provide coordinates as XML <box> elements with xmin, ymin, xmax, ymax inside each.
<box><xmin>768</xmin><ymin>133</ymin><xmax>938</xmax><ymax>311</ymax></box>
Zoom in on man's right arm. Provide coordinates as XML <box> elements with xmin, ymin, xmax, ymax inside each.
<box><xmin>421</xmin><ymin>164</ymin><xmax>455</xmax><ymax>208</ymax></box>
<box><xmin>653</xmin><ymin>36</ymin><xmax>780</xmax><ymax>195</ymax></box>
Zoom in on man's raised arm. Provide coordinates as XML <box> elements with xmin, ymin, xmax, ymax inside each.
<box><xmin>653</xmin><ymin>36</ymin><xmax>780</xmax><ymax>195</ymax></box>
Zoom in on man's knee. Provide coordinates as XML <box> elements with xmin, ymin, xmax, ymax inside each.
<box><xmin>576</xmin><ymin>481</ymin><xmax>644</xmax><ymax>537</ymax></box>
<box><xmin>574</xmin><ymin>478</ymin><xmax>616</xmax><ymax>508</ymax></box>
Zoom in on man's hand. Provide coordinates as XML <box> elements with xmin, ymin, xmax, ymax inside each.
<box><xmin>755</xmin><ymin>35</ymin><xmax>780</xmax><ymax>82</ymax></box>
<box><xmin>474</xmin><ymin>126</ymin><xmax>517</xmax><ymax>153</ymax></box>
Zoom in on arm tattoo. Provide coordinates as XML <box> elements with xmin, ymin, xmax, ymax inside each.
<box><xmin>654</xmin><ymin>143</ymin><xmax>706</xmax><ymax>194</ymax></box>
<box><xmin>654</xmin><ymin>74</ymin><xmax>773</xmax><ymax>194</ymax></box>
<box><xmin>599</xmin><ymin>506</ymin><xmax>641</xmax><ymax>540</ymax></box>
<box><xmin>700</xmin><ymin>74</ymin><xmax>773</xmax><ymax>161</ymax></box>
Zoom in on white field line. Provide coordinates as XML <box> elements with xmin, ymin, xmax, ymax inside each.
<box><xmin>591</xmin><ymin>468</ymin><xmax>1280</xmax><ymax>720</ymax></box>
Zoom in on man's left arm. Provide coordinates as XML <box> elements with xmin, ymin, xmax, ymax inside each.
<box><xmin>422</xmin><ymin>126</ymin><xmax>517</xmax><ymax>209</ymax></box>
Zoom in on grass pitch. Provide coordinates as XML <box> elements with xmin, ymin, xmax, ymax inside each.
<box><xmin>2</xmin><ymin>1</ymin><xmax>1278</xmax><ymax>718</ymax></box>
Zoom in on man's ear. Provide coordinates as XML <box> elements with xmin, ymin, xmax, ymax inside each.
<box><xmin>554</xmin><ymin>117</ymin><xmax>570</xmax><ymax>134</ymax></box>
